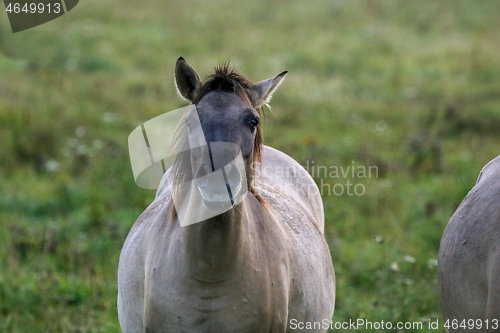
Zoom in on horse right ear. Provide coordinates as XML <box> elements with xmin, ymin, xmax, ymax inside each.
<box><xmin>175</xmin><ymin>57</ymin><xmax>201</xmax><ymax>102</ymax></box>
<box><xmin>250</xmin><ymin>71</ymin><xmax>288</xmax><ymax>108</ymax></box>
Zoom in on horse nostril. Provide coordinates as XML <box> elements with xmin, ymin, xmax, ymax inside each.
<box><xmin>204</xmin><ymin>164</ymin><xmax>211</xmax><ymax>174</ymax></box>
<box><xmin>195</xmin><ymin>162</ymin><xmax>241</xmax><ymax>189</ymax></box>
<box><xmin>195</xmin><ymin>164</ymin><xmax>211</xmax><ymax>178</ymax></box>
<box><xmin>225</xmin><ymin>162</ymin><xmax>241</xmax><ymax>187</ymax></box>
<box><xmin>195</xmin><ymin>164</ymin><xmax>210</xmax><ymax>187</ymax></box>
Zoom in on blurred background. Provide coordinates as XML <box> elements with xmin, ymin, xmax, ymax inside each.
<box><xmin>1</xmin><ymin>0</ymin><xmax>500</xmax><ymax>332</ymax></box>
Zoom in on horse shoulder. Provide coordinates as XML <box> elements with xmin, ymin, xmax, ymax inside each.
<box><xmin>118</xmin><ymin>194</ymin><xmax>174</xmax><ymax>332</ymax></box>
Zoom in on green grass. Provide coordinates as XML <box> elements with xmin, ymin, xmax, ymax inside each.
<box><xmin>1</xmin><ymin>0</ymin><xmax>500</xmax><ymax>331</ymax></box>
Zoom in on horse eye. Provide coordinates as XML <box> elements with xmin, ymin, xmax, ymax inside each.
<box><xmin>249</xmin><ymin>118</ymin><xmax>259</xmax><ymax>128</ymax></box>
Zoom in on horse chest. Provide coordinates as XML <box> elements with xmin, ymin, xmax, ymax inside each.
<box><xmin>145</xmin><ymin>274</ymin><xmax>288</xmax><ymax>333</ymax></box>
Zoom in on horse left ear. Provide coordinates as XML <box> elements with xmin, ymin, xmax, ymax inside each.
<box><xmin>175</xmin><ymin>57</ymin><xmax>201</xmax><ymax>102</ymax></box>
<box><xmin>250</xmin><ymin>71</ymin><xmax>288</xmax><ymax>108</ymax></box>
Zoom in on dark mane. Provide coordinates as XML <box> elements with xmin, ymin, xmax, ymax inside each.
<box><xmin>193</xmin><ymin>63</ymin><xmax>263</xmax><ymax>163</ymax></box>
<box><xmin>193</xmin><ymin>63</ymin><xmax>253</xmax><ymax>102</ymax></box>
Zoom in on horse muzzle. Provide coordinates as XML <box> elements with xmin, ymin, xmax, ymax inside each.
<box><xmin>194</xmin><ymin>161</ymin><xmax>242</xmax><ymax>211</ymax></box>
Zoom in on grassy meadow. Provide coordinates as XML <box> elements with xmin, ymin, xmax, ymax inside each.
<box><xmin>1</xmin><ymin>0</ymin><xmax>500</xmax><ymax>331</ymax></box>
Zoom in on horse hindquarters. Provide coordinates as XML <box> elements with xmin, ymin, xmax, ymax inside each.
<box><xmin>485</xmin><ymin>253</ymin><xmax>500</xmax><ymax>332</ymax></box>
<box><xmin>439</xmin><ymin>247</ymin><xmax>500</xmax><ymax>333</ymax></box>
<box><xmin>438</xmin><ymin>177</ymin><xmax>500</xmax><ymax>333</ymax></box>
<box><xmin>439</xmin><ymin>230</ymin><xmax>488</xmax><ymax>332</ymax></box>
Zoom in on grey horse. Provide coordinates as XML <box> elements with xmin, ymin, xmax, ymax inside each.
<box><xmin>439</xmin><ymin>155</ymin><xmax>500</xmax><ymax>332</ymax></box>
<box><xmin>118</xmin><ymin>58</ymin><xmax>335</xmax><ymax>333</ymax></box>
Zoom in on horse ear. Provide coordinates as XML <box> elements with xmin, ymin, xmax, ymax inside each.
<box><xmin>250</xmin><ymin>71</ymin><xmax>288</xmax><ymax>108</ymax></box>
<box><xmin>175</xmin><ymin>57</ymin><xmax>201</xmax><ymax>102</ymax></box>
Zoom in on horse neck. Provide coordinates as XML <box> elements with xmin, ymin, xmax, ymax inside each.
<box><xmin>182</xmin><ymin>200</ymin><xmax>247</xmax><ymax>283</ymax></box>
